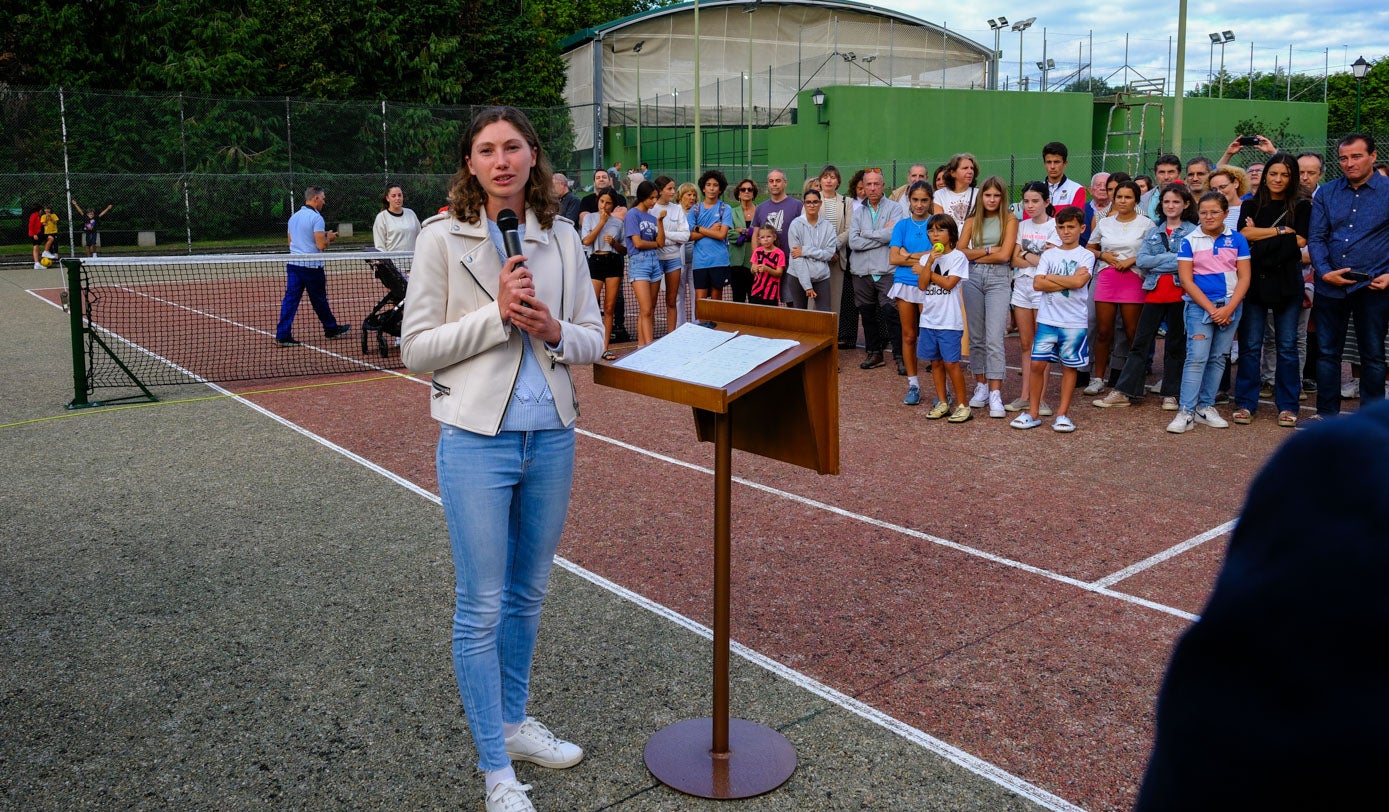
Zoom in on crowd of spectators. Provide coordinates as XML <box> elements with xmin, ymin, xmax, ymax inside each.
<box><xmin>558</xmin><ymin>133</ymin><xmax>1389</xmax><ymax>431</ymax></box>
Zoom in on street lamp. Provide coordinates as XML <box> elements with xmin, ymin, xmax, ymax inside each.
<box><xmin>1012</xmin><ymin>17</ymin><xmax>1036</xmax><ymax>91</ymax></box>
<box><xmin>1036</xmin><ymin>58</ymin><xmax>1055</xmax><ymax>91</ymax></box>
<box><xmin>987</xmin><ymin>17</ymin><xmax>1009</xmax><ymax>90</ymax></box>
<box><xmin>1353</xmin><ymin>55</ymin><xmax>1370</xmax><ymax>130</ymax></box>
<box><xmin>1208</xmin><ymin>30</ymin><xmax>1235</xmax><ymax>98</ymax></box>
<box><xmin>633</xmin><ymin>41</ymin><xmax>644</xmax><ymax>167</ymax></box>
<box><xmin>812</xmin><ymin>87</ymin><xmax>827</xmax><ymax>125</ymax></box>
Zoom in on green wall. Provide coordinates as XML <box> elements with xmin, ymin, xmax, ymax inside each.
<box><xmin>593</xmin><ymin>86</ymin><xmax>1328</xmax><ymax>191</ymax></box>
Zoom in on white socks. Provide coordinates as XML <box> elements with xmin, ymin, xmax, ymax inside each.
<box><xmin>485</xmin><ymin>765</ymin><xmax>517</xmax><ymax>794</ymax></box>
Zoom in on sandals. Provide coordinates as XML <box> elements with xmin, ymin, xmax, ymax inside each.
<box><xmin>1277</xmin><ymin>410</ymin><xmax>1298</xmax><ymax>428</ymax></box>
<box><xmin>600</xmin><ymin>350</ymin><xmax>617</xmax><ymax>362</ymax></box>
<box><xmin>1231</xmin><ymin>407</ymin><xmax>1253</xmax><ymax>425</ymax></box>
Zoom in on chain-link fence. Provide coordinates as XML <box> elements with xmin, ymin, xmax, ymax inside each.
<box><xmin>1</xmin><ymin>84</ymin><xmax>1350</xmax><ymax>256</ymax></box>
<box><xmin>0</xmin><ymin>86</ymin><xmax>583</xmax><ymax>252</ymax></box>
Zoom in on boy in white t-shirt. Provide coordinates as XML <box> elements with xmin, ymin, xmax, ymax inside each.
<box><xmin>1012</xmin><ymin>206</ymin><xmax>1094</xmax><ymax>432</ymax></box>
<box><xmin>915</xmin><ymin>214</ymin><xmax>973</xmax><ymax>423</ymax></box>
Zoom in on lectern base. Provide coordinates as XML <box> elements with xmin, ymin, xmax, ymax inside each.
<box><xmin>643</xmin><ymin>717</ymin><xmax>797</xmax><ymax>799</ymax></box>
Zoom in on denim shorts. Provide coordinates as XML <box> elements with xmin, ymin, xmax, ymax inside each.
<box><xmin>628</xmin><ymin>251</ymin><xmax>663</xmax><ymax>283</ymax></box>
<box><xmin>660</xmin><ymin>256</ymin><xmax>684</xmax><ymax>274</ymax></box>
<box><xmin>1032</xmin><ymin>323</ymin><xmax>1089</xmax><ymax>368</ymax></box>
<box><xmin>916</xmin><ymin>327</ymin><xmax>963</xmax><ymax>363</ymax></box>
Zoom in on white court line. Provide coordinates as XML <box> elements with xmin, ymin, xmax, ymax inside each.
<box><xmin>197</xmin><ymin>386</ymin><xmax>1087</xmax><ymax>812</ymax></box>
<box><xmin>1090</xmin><ymin>520</ymin><xmax>1237</xmax><ymax>589</ymax></box>
<box><xmin>31</xmin><ymin>313</ymin><xmax>1080</xmax><ymax>812</ymax></box>
<box><xmin>574</xmin><ymin>429</ymin><xmax>1197</xmax><ymax>622</ymax></box>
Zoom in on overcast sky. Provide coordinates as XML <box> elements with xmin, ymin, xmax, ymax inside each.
<box><xmin>878</xmin><ymin>0</ymin><xmax>1386</xmax><ymax>95</ymax></box>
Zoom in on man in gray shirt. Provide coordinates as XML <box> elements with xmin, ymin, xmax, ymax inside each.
<box><xmin>848</xmin><ymin>170</ymin><xmax>905</xmax><ymax>371</ymax></box>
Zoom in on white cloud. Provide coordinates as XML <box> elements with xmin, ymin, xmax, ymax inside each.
<box><xmin>876</xmin><ymin>0</ymin><xmax>1386</xmax><ymax>93</ymax></box>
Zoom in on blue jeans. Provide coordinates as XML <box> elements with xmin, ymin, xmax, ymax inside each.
<box><xmin>1181</xmin><ymin>301</ymin><xmax>1242</xmax><ymax>413</ymax></box>
<box><xmin>276</xmin><ymin>263</ymin><xmax>341</xmax><ymax>340</ymax></box>
<box><xmin>1235</xmin><ymin>297</ymin><xmax>1301</xmax><ymax>413</ymax></box>
<box><xmin>1314</xmin><ymin>290</ymin><xmax>1389</xmax><ymax>416</ymax></box>
<box><xmin>436</xmin><ymin>425</ymin><xmax>576</xmax><ymax>771</ymax></box>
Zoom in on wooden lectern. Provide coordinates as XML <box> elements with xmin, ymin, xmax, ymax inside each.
<box><xmin>592</xmin><ymin>300</ymin><xmax>839</xmax><ymax>799</ymax></box>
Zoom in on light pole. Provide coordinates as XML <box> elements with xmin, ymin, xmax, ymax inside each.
<box><xmin>633</xmin><ymin>41</ymin><xmax>644</xmax><ymax>167</ymax></box>
<box><xmin>1210</xmin><ymin>30</ymin><xmax>1235</xmax><ymax>98</ymax></box>
<box><xmin>1012</xmin><ymin>18</ymin><xmax>1036</xmax><ymax>91</ymax></box>
<box><xmin>744</xmin><ymin>1</ymin><xmax>759</xmax><ymax>176</ymax></box>
<box><xmin>1036</xmin><ymin>59</ymin><xmax>1055</xmax><ymax>91</ymax></box>
<box><xmin>1208</xmin><ymin>32</ymin><xmax>1218</xmax><ymax>97</ymax></box>
<box><xmin>987</xmin><ymin>17</ymin><xmax>1009</xmax><ymax>90</ymax></box>
<box><xmin>693</xmin><ymin>0</ymin><xmax>701</xmax><ymax>178</ymax></box>
<box><xmin>1353</xmin><ymin>56</ymin><xmax>1370</xmax><ymax>130</ymax></box>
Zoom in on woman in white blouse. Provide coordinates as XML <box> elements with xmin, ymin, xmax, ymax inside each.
<box><xmin>372</xmin><ymin>184</ymin><xmax>421</xmax><ymax>253</ymax></box>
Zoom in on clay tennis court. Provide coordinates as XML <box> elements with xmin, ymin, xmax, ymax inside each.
<box><xmin>11</xmin><ymin>271</ymin><xmax>1315</xmax><ymax>810</ymax></box>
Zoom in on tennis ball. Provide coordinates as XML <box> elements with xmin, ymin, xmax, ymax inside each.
<box><xmin>932</xmin><ymin>242</ymin><xmax>945</xmax><ymax>253</ymax></box>
<box><xmin>39</xmin><ymin>256</ymin><xmax>54</xmax><ymax>267</ymax></box>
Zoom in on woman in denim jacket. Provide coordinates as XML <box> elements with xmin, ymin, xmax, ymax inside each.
<box><xmin>1096</xmin><ymin>183</ymin><xmax>1199</xmax><ymax>409</ymax></box>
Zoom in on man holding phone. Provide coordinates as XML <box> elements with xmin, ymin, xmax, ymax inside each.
<box><xmin>1308</xmin><ymin>133</ymin><xmax>1389</xmax><ymax>417</ymax></box>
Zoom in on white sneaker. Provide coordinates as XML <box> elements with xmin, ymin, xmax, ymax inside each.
<box><xmin>33</xmin><ymin>262</ymin><xmax>45</xmax><ymax>269</ymax></box>
<box><xmin>486</xmin><ymin>779</ymin><xmax>536</xmax><ymax>812</ymax></box>
<box><xmin>1147</xmin><ymin>379</ymin><xmax>1164</xmax><ymax>394</ymax></box>
<box><xmin>968</xmin><ymin>382</ymin><xmax>989</xmax><ymax>408</ymax></box>
<box><xmin>988</xmin><ymin>390</ymin><xmax>1006</xmax><ymax>418</ymax></box>
<box><xmin>1082</xmin><ymin>379</ymin><xmax>1106</xmax><ymax>396</ymax></box>
<box><xmin>504</xmin><ymin>717</ymin><xmax>584</xmax><ymax>768</ymax></box>
<box><xmin>1194</xmin><ymin>406</ymin><xmax>1229</xmax><ymax>428</ymax></box>
<box><xmin>1161</xmin><ymin>396</ymin><xmax>1179</xmax><ymax>411</ymax></box>
<box><xmin>1341</xmin><ymin>380</ymin><xmax>1360</xmax><ymax>399</ymax></box>
<box><xmin>1166</xmin><ymin>411</ymin><xmax>1195</xmax><ymax>433</ymax></box>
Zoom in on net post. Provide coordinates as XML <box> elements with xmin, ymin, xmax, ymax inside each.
<box><xmin>65</xmin><ymin>258</ymin><xmax>91</xmax><ymax>409</ymax></box>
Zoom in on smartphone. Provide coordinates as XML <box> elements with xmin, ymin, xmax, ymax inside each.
<box><xmin>1344</xmin><ymin>271</ymin><xmax>1371</xmax><ymax>282</ymax></box>
<box><xmin>1237</xmin><ymin>135</ymin><xmax>1261</xmax><ymax>147</ymax></box>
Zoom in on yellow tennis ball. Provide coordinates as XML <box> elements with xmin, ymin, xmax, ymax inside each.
<box><xmin>40</xmin><ymin>256</ymin><xmax>54</xmax><ymax>267</ymax></box>
<box><xmin>933</xmin><ymin>242</ymin><xmax>945</xmax><ymax>253</ymax></box>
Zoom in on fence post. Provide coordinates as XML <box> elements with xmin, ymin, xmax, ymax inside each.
<box><xmin>179</xmin><ymin>92</ymin><xmax>193</xmax><ymax>253</ymax></box>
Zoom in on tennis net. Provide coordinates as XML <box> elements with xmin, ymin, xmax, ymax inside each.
<box><xmin>67</xmin><ymin>251</ymin><xmax>413</xmax><ymax>405</ymax></box>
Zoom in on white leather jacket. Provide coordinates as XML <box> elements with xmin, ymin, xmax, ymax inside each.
<box><xmin>401</xmin><ymin>207</ymin><xmax>605</xmax><ymax>436</ymax></box>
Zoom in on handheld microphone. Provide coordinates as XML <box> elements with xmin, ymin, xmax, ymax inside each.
<box><xmin>497</xmin><ymin>209</ymin><xmax>532</xmax><ymax>307</ymax></box>
<box><xmin>497</xmin><ymin>209</ymin><xmax>525</xmax><ymax>267</ymax></box>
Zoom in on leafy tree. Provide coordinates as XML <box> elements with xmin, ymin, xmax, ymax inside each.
<box><xmin>1063</xmin><ymin>76</ymin><xmax>1123</xmax><ymax>96</ymax></box>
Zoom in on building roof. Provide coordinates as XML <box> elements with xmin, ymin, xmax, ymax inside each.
<box><xmin>559</xmin><ymin>0</ymin><xmax>990</xmax><ymax>57</ymax></box>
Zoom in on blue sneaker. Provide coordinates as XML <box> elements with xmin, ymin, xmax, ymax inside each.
<box><xmin>903</xmin><ymin>385</ymin><xmax>921</xmax><ymax>406</ymax></box>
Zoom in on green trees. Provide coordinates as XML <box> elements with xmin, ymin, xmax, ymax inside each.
<box><xmin>1</xmin><ymin>0</ymin><xmax>659</xmax><ymax>106</ymax></box>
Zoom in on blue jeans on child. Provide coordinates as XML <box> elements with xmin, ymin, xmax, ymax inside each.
<box><xmin>1181</xmin><ymin>300</ymin><xmax>1242</xmax><ymax>413</ymax></box>
<box><xmin>436</xmin><ymin>425</ymin><xmax>576</xmax><ymax>771</ymax></box>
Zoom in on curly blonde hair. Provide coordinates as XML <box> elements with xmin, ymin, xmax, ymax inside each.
<box><xmin>448</xmin><ymin>106</ymin><xmax>557</xmax><ymax>230</ymax></box>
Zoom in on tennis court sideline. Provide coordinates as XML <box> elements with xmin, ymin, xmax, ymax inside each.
<box><xmin>3</xmin><ymin>264</ymin><xmax>1053</xmax><ymax>810</ymax></box>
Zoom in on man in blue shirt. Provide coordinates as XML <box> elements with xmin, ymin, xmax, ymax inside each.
<box><xmin>1308</xmin><ymin>134</ymin><xmax>1389</xmax><ymax>416</ymax></box>
<box><xmin>276</xmin><ymin>186</ymin><xmax>350</xmax><ymax>347</ymax></box>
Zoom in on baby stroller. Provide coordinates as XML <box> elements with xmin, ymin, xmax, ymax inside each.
<box><xmin>362</xmin><ymin>257</ymin><xmax>407</xmax><ymax>357</ymax></box>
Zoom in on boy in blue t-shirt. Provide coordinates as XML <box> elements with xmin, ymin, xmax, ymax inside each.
<box><xmin>1013</xmin><ymin>206</ymin><xmax>1093</xmax><ymax>433</ymax></box>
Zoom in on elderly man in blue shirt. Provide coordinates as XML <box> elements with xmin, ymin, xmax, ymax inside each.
<box><xmin>1308</xmin><ymin>134</ymin><xmax>1389</xmax><ymax>417</ymax></box>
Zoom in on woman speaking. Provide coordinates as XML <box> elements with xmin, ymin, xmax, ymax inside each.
<box><xmin>401</xmin><ymin>106</ymin><xmax>604</xmax><ymax>812</ymax></box>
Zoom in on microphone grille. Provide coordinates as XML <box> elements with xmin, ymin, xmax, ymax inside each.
<box><xmin>497</xmin><ymin>209</ymin><xmax>520</xmax><ymax>231</ymax></box>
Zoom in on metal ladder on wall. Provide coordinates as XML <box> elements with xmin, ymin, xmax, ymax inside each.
<box><xmin>1100</xmin><ymin>83</ymin><xmax>1166</xmax><ymax>175</ymax></box>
